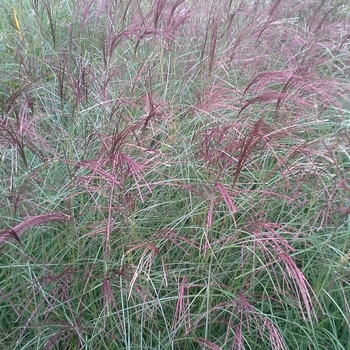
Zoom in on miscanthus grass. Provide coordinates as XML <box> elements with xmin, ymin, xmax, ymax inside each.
<box><xmin>0</xmin><ymin>0</ymin><xmax>349</xmax><ymax>349</ymax></box>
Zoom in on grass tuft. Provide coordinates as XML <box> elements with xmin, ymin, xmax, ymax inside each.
<box><xmin>0</xmin><ymin>0</ymin><xmax>349</xmax><ymax>349</ymax></box>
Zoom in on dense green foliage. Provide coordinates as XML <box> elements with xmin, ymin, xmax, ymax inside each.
<box><xmin>0</xmin><ymin>0</ymin><xmax>349</xmax><ymax>349</ymax></box>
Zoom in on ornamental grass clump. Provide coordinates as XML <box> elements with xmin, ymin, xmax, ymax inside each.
<box><xmin>0</xmin><ymin>0</ymin><xmax>349</xmax><ymax>349</ymax></box>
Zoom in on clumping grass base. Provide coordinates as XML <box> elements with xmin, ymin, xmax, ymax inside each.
<box><xmin>0</xmin><ymin>0</ymin><xmax>349</xmax><ymax>349</ymax></box>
